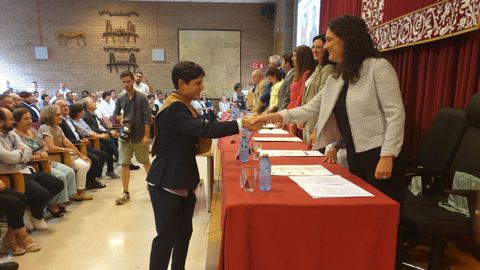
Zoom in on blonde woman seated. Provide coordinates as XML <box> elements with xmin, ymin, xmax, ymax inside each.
<box><xmin>38</xmin><ymin>105</ymin><xmax>93</xmax><ymax>201</ymax></box>
<box><xmin>217</xmin><ymin>94</ymin><xmax>230</xmax><ymax>120</ymax></box>
<box><xmin>13</xmin><ymin>108</ymin><xmax>77</xmax><ymax>216</ymax></box>
<box><xmin>264</xmin><ymin>67</ymin><xmax>284</xmax><ymax>113</ymax></box>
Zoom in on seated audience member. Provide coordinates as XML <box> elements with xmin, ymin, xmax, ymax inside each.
<box><xmin>72</xmin><ymin>92</ymin><xmax>80</xmax><ymax>103</ymax></box>
<box><xmin>49</xmin><ymin>92</ymin><xmax>64</xmax><ymax>105</ymax></box>
<box><xmin>0</xmin><ymin>108</ymin><xmax>64</xmax><ymax>230</ymax></box>
<box><xmin>57</xmin><ymin>82</ymin><xmax>71</xmax><ymax>96</ymax></box>
<box><xmin>69</xmin><ymin>103</ymin><xmax>119</xmax><ymax>180</ymax></box>
<box><xmin>0</xmin><ymin>94</ymin><xmax>15</xmax><ymax>112</ymax></box>
<box><xmin>98</xmin><ymin>90</ymin><xmax>116</xmax><ymax>119</ymax></box>
<box><xmin>265</xmin><ymin>67</ymin><xmax>284</xmax><ymax>112</ymax></box>
<box><xmin>0</xmin><ymin>181</ymin><xmax>41</xmax><ymax>255</ymax></box>
<box><xmin>18</xmin><ymin>92</ymin><xmax>41</xmax><ymax>127</ymax></box>
<box><xmin>38</xmin><ymin>105</ymin><xmax>93</xmax><ymax>200</ymax></box>
<box><xmin>154</xmin><ymin>91</ymin><xmax>164</xmax><ymax>108</ymax></box>
<box><xmin>232</xmin><ymin>83</ymin><xmax>246</xmax><ymax>111</ymax></box>
<box><xmin>65</xmin><ymin>92</ymin><xmax>74</xmax><ymax>106</ymax></box>
<box><xmin>13</xmin><ymin>108</ymin><xmax>76</xmax><ymax>217</ymax></box>
<box><xmin>217</xmin><ymin>94</ymin><xmax>230</xmax><ymax>120</ymax></box>
<box><xmin>38</xmin><ymin>94</ymin><xmax>50</xmax><ymax>111</ymax></box>
<box><xmin>81</xmin><ymin>90</ymin><xmax>90</xmax><ymax>99</ymax></box>
<box><xmin>82</xmin><ymin>97</ymin><xmax>119</xmax><ymax>141</ymax></box>
<box><xmin>9</xmin><ymin>93</ymin><xmax>22</xmax><ymax>109</ymax></box>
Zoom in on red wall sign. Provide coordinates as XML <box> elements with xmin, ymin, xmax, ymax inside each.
<box><xmin>251</xmin><ymin>62</ymin><xmax>265</xmax><ymax>70</ymax></box>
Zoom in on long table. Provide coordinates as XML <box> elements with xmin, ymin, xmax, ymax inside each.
<box><xmin>217</xmin><ymin>132</ymin><xmax>400</xmax><ymax>270</ymax></box>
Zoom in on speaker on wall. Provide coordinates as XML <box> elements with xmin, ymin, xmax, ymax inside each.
<box><xmin>34</xmin><ymin>46</ymin><xmax>48</xmax><ymax>60</ymax></box>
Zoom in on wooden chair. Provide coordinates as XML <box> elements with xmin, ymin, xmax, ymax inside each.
<box><xmin>87</xmin><ymin>137</ymin><xmax>100</xmax><ymax>151</ymax></box>
<box><xmin>48</xmin><ymin>149</ymin><xmax>74</xmax><ymax>168</ymax></box>
<box><xmin>28</xmin><ymin>157</ymin><xmax>51</xmax><ymax>174</ymax></box>
<box><xmin>0</xmin><ymin>172</ymin><xmax>25</xmax><ymax>193</ymax></box>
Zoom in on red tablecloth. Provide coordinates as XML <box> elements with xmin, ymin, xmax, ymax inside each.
<box><xmin>218</xmin><ymin>133</ymin><xmax>400</xmax><ymax>270</ymax></box>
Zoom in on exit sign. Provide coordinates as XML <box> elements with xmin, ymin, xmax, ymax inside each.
<box><xmin>251</xmin><ymin>62</ymin><xmax>265</xmax><ymax>70</ymax></box>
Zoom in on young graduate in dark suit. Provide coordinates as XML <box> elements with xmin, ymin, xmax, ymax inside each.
<box><xmin>146</xmin><ymin>61</ymin><xmax>263</xmax><ymax>270</ymax></box>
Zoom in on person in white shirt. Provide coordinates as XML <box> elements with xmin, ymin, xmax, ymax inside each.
<box><xmin>57</xmin><ymin>82</ymin><xmax>71</xmax><ymax>97</ymax></box>
<box><xmin>98</xmin><ymin>90</ymin><xmax>116</xmax><ymax>118</ymax></box>
<box><xmin>217</xmin><ymin>94</ymin><xmax>230</xmax><ymax>120</ymax></box>
<box><xmin>133</xmin><ymin>71</ymin><xmax>151</xmax><ymax>94</ymax></box>
<box><xmin>154</xmin><ymin>91</ymin><xmax>164</xmax><ymax>109</ymax></box>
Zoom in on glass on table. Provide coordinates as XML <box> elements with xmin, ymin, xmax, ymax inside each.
<box><xmin>240</xmin><ymin>166</ymin><xmax>257</xmax><ymax>192</ymax></box>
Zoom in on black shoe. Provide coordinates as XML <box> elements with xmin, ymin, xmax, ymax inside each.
<box><xmin>86</xmin><ymin>181</ymin><xmax>106</xmax><ymax>190</ymax></box>
<box><xmin>129</xmin><ymin>164</ymin><xmax>140</xmax><ymax>170</ymax></box>
<box><xmin>0</xmin><ymin>262</ymin><xmax>19</xmax><ymax>270</ymax></box>
<box><xmin>58</xmin><ymin>205</ymin><xmax>67</xmax><ymax>213</ymax></box>
<box><xmin>49</xmin><ymin>209</ymin><xmax>64</xmax><ymax>218</ymax></box>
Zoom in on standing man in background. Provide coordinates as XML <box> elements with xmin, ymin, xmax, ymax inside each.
<box><xmin>134</xmin><ymin>71</ymin><xmax>152</xmax><ymax>95</ymax></box>
<box><xmin>113</xmin><ymin>71</ymin><xmax>152</xmax><ymax>205</ymax></box>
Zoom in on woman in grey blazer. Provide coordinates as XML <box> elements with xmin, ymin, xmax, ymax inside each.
<box><xmin>252</xmin><ymin>15</ymin><xmax>406</xmax><ymax>204</ymax></box>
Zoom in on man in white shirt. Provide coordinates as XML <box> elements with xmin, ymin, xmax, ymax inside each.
<box><xmin>58</xmin><ymin>82</ymin><xmax>71</xmax><ymax>96</ymax></box>
<box><xmin>133</xmin><ymin>71</ymin><xmax>151</xmax><ymax>95</ymax></box>
<box><xmin>154</xmin><ymin>91</ymin><xmax>164</xmax><ymax>108</ymax></box>
<box><xmin>98</xmin><ymin>90</ymin><xmax>116</xmax><ymax>118</ymax></box>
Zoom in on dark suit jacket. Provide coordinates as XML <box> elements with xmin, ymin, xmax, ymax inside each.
<box><xmin>20</xmin><ymin>102</ymin><xmax>40</xmax><ymax>122</ymax></box>
<box><xmin>59</xmin><ymin>118</ymin><xmax>83</xmax><ymax>144</ymax></box>
<box><xmin>147</xmin><ymin>101</ymin><xmax>239</xmax><ymax>190</ymax></box>
<box><xmin>277</xmin><ymin>69</ymin><xmax>295</xmax><ymax>111</ymax></box>
<box><xmin>83</xmin><ymin>111</ymin><xmax>110</xmax><ymax>135</ymax></box>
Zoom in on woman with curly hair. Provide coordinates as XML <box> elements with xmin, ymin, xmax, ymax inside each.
<box><xmin>253</xmin><ymin>15</ymin><xmax>406</xmax><ymax>203</ymax></box>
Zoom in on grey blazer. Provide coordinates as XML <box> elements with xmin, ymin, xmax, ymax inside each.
<box><xmin>277</xmin><ymin>69</ymin><xmax>295</xmax><ymax>111</ymax></box>
<box><xmin>278</xmin><ymin>58</ymin><xmax>405</xmax><ymax>157</ymax></box>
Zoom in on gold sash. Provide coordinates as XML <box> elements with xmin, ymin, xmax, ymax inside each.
<box><xmin>152</xmin><ymin>92</ymin><xmax>212</xmax><ymax>157</ymax></box>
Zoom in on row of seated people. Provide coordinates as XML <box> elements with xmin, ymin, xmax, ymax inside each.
<box><xmin>0</xmin><ymin>97</ymin><xmax>124</xmax><ymax>256</ymax></box>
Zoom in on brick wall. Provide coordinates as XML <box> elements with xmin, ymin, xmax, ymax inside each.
<box><xmin>0</xmin><ymin>0</ymin><xmax>274</xmax><ymax>97</ymax></box>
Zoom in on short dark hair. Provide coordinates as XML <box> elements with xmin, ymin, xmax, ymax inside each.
<box><xmin>0</xmin><ymin>108</ymin><xmax>6</xmax><ymax>121</ymax></box>
<box><xmin>147</xmin><ymin>94</ymin><xmax>155</xmax><ymax>99</ymax></box>
<box><xmin>171</xmin><ymin>61</ymin><xmax>205</xmax><ymax>90</ymax></box>
<box><xmin>41</xmin><ymin>93</ymin><xmax>49</xmax><ymax>100</ymax></box>
<box><xmin>135</xmin><ymin>71</ymin><xmax>144</xmax><ymax>76</ymax></box>
<box><xmin>120</xmin><ymin>70</ymin><xmax>135</xmax><ymax>80</ymax></box>
<box><xmin>69</xmin><ymin>103</ymin><xmax>84</xmax><ymax>119</ymax></box>
<box><xmin>18</xmin><ymin>91</ymin><xmax>32</xmax><ymax>99</ymax></box>
<box><xmin>102</xmin><ymin>90</ymin><xmax>111</xmax><ymax>99</ymax></box>
<box><xmin>265</xmin><ymin>67</ymin><xmax>282</xmax><ymax>81</ymax></box>
<box><xmin>13</xmin><ymin>108</ymin><xmax>29</xmax><ymax>123</ymax></box>
<box><xmin>234</xmin><ymin>83</ymin><xmax>242</xmax><ymax>91</ymax></box>
<box><xmin>282</xmin><ymin>53</ymin><xmax>294</xmax><ymax>67</ymax></box>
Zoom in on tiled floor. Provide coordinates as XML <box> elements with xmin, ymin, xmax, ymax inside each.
<box><xmin>0</xmin><ymin>156</ymin><xmax>214</xmax><ymax>270</ymax></box>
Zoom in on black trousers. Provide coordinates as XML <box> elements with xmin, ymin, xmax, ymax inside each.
<box><xmin>346</xmin><ymin>145</ymin><xmax>406</xmax><ymax>270</ymax></box>
<box><xmin>100</xmin><ymin>138</ymin><xmax>117</xmax><ymax>172</ymax></box>
<box><xmin>0</xmin><ymin>189</ymin><xmax>27</xmax><ymax>229</ymax></box>
<box><xmin>148</xmin><ymin>186</ymin><xmax>196</xmax><ymax>270</ymax></box>
<box><xmin>24</xmin><ymin>172</ymin><xmax>64</xmax><ymax>219</ymax></box>
<box><xmin>87</xmin><ymin>148</ymin><xmax>107</xmax><ymax>180</ymax></box>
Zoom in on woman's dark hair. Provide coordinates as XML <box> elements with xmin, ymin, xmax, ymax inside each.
<box><xmin>172</xmin><ymin>61</ymin><xmax>205</xmax><ymax>90</ymax></box>
<box><xmin>69</xmin><ymin>103</ymin><xmax>84</xmax><ymax>119</ymax></box>
<box><xmin>13</xmin><ymin>108</ymin><xmax>30</xmax><ymax>123</ymax></box>
<box><xmin>312</xmin><ymin>34</ymin><xmax>334</xmax><ymax>67</ymax></box>
<box><xmin>293</xmin><ymin>45</ymin><xmax>316</xmax><ymax>81</ymax></box>
<box><xmin>265</xmin><ymin>67</ymin><xmax>282</xmax><ymax>82</ymax></box>
<box><xmin>328</xmin><ymin>15</ymin><xmax>380</xmax><ymax>83</ymax></box>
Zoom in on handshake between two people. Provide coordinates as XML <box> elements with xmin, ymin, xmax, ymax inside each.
<box><xmin>240</xmin><ymin>112</ymin><xmax>284</xmax><ymax>132</ymax></box>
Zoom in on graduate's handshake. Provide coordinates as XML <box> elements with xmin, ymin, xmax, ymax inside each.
<box><xmin>241</xmin><ymin>116</ymin><xmax>265</xmax><ymax>131</ymax></box>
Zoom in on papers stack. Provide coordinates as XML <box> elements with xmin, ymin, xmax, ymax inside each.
<box><xmin>253</xmin><ymin>137</ymin><xmax>303</xmax><ymax>142</ymax></box>
<box><xmin>260</xmin><ymin>150</ymin><xmax>324</xmax><ymax>157</ymax></box>
<box><xmin>271</xmin><ymin>165</ymin><xmax>332</xmax><ymax>176</ymax></box>
<box><xmin>258</xmin><ymin>129</ymin><xmax>289</xmax><ymax>135</ymax></box>
<box><xmin>290</xmin><ymin>175</ymin><xmax>374</xmax><ymax>198</ymax></box>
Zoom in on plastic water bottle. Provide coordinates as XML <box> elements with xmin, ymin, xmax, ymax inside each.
<box><xmin>258</xmin><ymin>154</ymin><xmax>271</xmax><ymax>191</ymax></box>
<box><xmin>238</xmin><ymin>134</ymin><xmax>249</xmax><ymax>163</ymax></box>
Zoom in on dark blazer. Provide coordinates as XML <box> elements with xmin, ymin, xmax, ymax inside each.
<box><xmin>59</xmin><ymin>118</ymin><xmax>83</xmax><ymax>144</ymax></box>
<box><xmin>147</xmin><ymin>101</ymin><xmax>239</xmax><ymax>190</ymax></box>
<box><xmin>277</xmin><ymin>69</ymin><xmax>295</xmax><ymax>111</ymax></box>
<box><xmin>20</xmin><ymin>102</ymin><xmax>40</xmax><ymax>123</ymax></box>
<box><xmin>83</xmin><ymin>111</ymin><xmax>109</xmax><ymax>135</ymax></box>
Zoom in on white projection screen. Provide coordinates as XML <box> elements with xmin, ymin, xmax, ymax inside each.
<box><xmin>178</xmin><ymin>30</ymin><xmax>241</xmax><ymax>98</ymax></box>
<box><xmin>296</xmin><ymin>0</ymin><xmax>321</xmax><ymax>47</ymax></box>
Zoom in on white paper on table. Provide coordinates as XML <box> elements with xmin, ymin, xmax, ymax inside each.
<box><xmin>290</xmin><ymin>175</ymin><xmax>374</xmax><ymax>198</ymax></box>
<box><xmin>260</xmin><ymin>150</ymin><xmax>324</xmax><ymax>157</ymax></box>
<box><xmin>271</xmin><ymin>165</ymin><xmax>332</xmax><ymax>176</ymax></box>
<box><xmin>258</xmin><ymin>129</ymin><xmax>289</xmax><ymax>135</ymax></box>
<box><xmin>253</xmin><ymin>137</ymin><xmax>303</xmax><ymax>142</ymax></box>
<box><xmin>263</xmin><ymin>123</ymin><xmax>278</xmax><ymax>129</ymax></box>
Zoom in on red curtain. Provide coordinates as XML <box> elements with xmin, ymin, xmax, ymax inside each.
<box><xmin>318</xmin><ymin>0</ymin><xmax>480</xmax><ymax>158</ymax></box>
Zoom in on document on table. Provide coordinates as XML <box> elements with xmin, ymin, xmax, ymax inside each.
<box><xmin>290</xmin><ymin>175</ymin><xmax>374</xmax><ymax>198</ymax></box>
<box><xmin>271</xmin><ymin>165</ymin><xmax>332</xmax><ymax>176</ymax></box>
<box><xmin>258</xmin><ymin>129</ymin><xmax>289</xmax><ymax>135</ymax></box>
<box><xmin>263</xmin><ymin>123</ymin><xmax>278</xmax><ymax>129</ymax></box>
<box><xmin>253</xmin><ymin>137</ymin><xmax>303</xmax><ymax>142</ymax></box>
<box><xmin>260</xmin><ymin>150</ymin><xmax>324</xmax><ymax>157</ymax></box>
